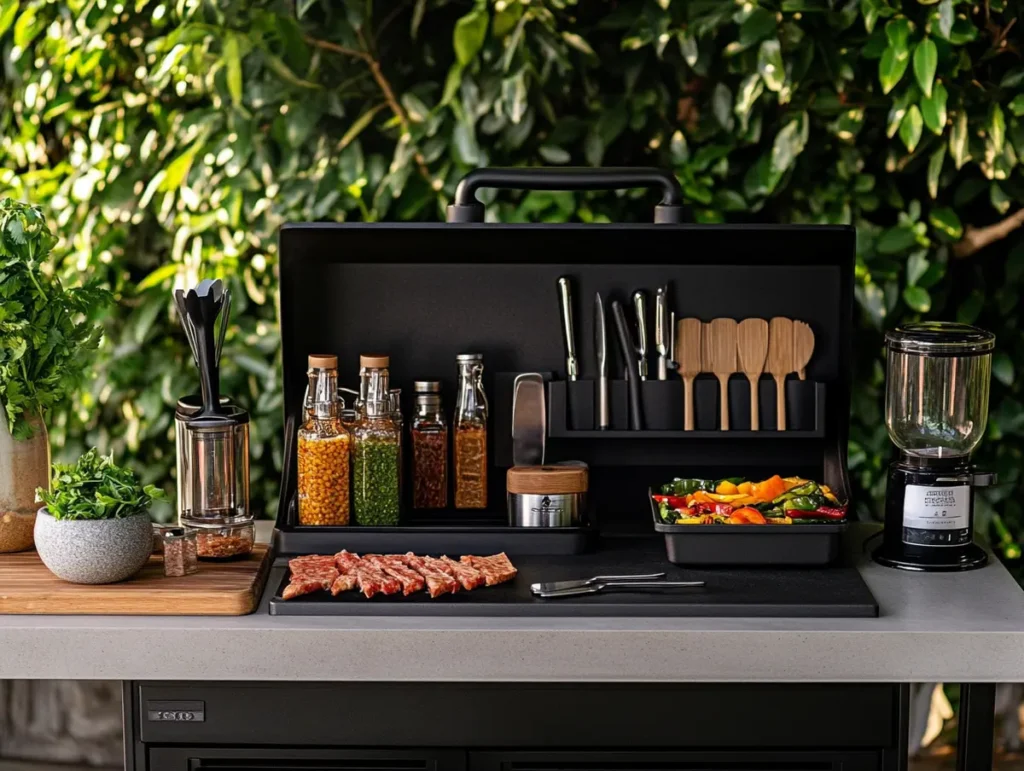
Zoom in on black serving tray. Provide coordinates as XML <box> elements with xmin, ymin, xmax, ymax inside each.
<box><xmin>650</xmin><ymin>490</ymin><xmax>845</xmax><ymax>566</ymax></box>
<box><xmin>268</xmin><ymin>537</ymin><xmax>876</xmax><ymax>617</ymax></box>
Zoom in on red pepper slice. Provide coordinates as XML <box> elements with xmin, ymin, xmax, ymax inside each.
<box><xmin>653</xmin><ymin>494</ymin><xmax>689</xmax><ymax>508</ymax></box>
<box><xmin>788</xmin><ymin>505</ymin><xmax>847</xmax><ymax>520</ymax></box>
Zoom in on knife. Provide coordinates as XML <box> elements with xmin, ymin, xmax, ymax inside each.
<box><xmin>632</xmin><ymin>290</ymin><xmax>648</xmax><ymax>380</ymax></box>
<box><xmin>512</xmin><ymin>373</ymin><xmax>546</xmax><ymax>466</ymax></box>
<box><xmin>611</xmin><ymin>299</ymin><xmax>644</xmax><ymax>430</ymax></box>
<box><xmin>557</xmin><ymin>276</ymin><xmax>578</xmax><ymax>381</ymax></box>
<box><xmin>655</xmin><ymin>285</ymin><xmax>669</xmax><ymax>380</ymax></box>
<box><xmin>531</xmin><ymin>573</ymin><xmax>666</xmax><ymax>593</ymax></box>
<box><xmin>594</xmin><ymin>292</ymin><xmax>609</xmax><ymax>430</ymax></box>
<box><xmin>535</xmin><ymin>580</ymin><xmax>706</xmax><ymax>599</ymax></box>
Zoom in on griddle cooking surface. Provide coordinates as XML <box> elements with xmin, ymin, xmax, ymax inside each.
<box><xmin>267</xmin><ymin>538</ymin><xmax>878</xmax><ymax>618</ymax></box>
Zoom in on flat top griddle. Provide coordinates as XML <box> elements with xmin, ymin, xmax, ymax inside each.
<box><xmin>267</xmin><ymin>538</ymin><xmax>877</xmax><ymax>618</ymax></box>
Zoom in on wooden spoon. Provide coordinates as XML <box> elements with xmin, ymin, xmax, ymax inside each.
<box><xmin>706</xmin><ymin>318</ymin><xmax>738</xmax><ymax>430</ymax></box>
<box><xmin>793</xmin><ymin>320</ymin><xmax>815</xmax><ymax>380</ymax></box>
<box><xmin>766</xmin><ymin>317</ymin><xmax>795</xmax><ymax>431</ymax></box>
<box><xmin>675</xmin><ymin>318</ymin><xmax>703</xmax><ymax>431</ymax></box>
<box><xmin>737</xmin><ymin>318</ymin><xmax>769</xmax><ymax>431</ymax></box>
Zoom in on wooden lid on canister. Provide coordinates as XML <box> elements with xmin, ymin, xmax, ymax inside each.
<box><xmin>507</xmin><ymin>465</ymin><xmax>588</xmax><ymax>495</ymax></box>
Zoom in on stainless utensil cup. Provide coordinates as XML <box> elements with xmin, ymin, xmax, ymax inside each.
<box><xmin>180</xmin><ymin>409</ymin><xmax>251</xmax><ymax>525</ymax></box>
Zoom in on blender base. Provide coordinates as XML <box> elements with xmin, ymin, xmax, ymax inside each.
<box><xmin>872</xmin><ymin>542</ymin><xmax>988</xmax><ymax>572</ymax></box>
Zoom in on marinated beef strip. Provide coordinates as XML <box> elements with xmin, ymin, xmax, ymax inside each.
<box><xmin>460</xmin><ymin>552</ymin><xmax>518</xmax><ymax>586</ymax></box>
<box><xmin>402</xmin><ymin>553</ymin><xmax>459</xmax><ymax>598</ymax></box>
<box><xmin>437</xmin><ymin>555</ymin><xmax>485</xmax><ymax>590</ymax></box>
<box><xmin>334</xmin><ymin>550</ymin><xmax>401</xmax><ymax>598</ymax></box>
<box><xmin>329</xmin><ymin>573</ymin><xmax>358</xmax><ymax>595</ymax></box>
<box><xmin>289</xmin><ymin>554</ymin><xmax>337</xmax><ymax>574</ymax></box>
<box><xmin>283</xmin><ymin>555</ymin><xmax>339</xmax><ymax>600</ymax></box>
<box><xmin>283</xmin><ymin>576</ymin><xmax>331</xmax><ymax>600</ymax></box>
<box><xmin>364</xmin><ymin>555</ymin><xmax>426</xmax><ymax>596</ymax></box>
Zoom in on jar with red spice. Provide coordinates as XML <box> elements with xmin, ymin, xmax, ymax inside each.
<box><xmin>454</xmin><ymin>354</ymin><xmax>488</xmax><ymax>509</ymax></box>
<box><xmin>411</xmin><ymin>381</ymin><xmax>447</xmax><ymax>509</ymax></box>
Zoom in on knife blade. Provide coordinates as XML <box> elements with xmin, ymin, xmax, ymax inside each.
<box><xmin>611</xmin><ymin>299</ymin><xmax>644</xmax><ymax>430</ymax></box>
<box><xmin>557</xmin><ymin>276</ymin><xmax>579</xmax><ymax>381</ymax></box>
<box><xmin>632</xmin><ymin>290</ymin><xmax>648</xmax><ymax>380</ymax></box>
<box><xmin>531</xmin><ymin>573</ymin><xmax>666</xmax><ymax>593</ymax></box>
<box><xmin>512</xmin><ymin>373</ymin><xmax>546</xmax><ymax>467</ymax></box>
<box><xmin>594</xmin><ymin>292</ymin><xmax>609</xmax><ymax>430</ymax></box>
<box><xmin>535</xmin><ymin>580</ymin><xmax>706</xmax><ymax>599</ymax></box>
<box><xmin>655</xmin><ymin>285</ymin><xmax>669</xmax><ymax>380</ymax></box>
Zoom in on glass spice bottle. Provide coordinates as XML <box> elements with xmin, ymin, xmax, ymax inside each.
<box><xmin>454</xmin><ymin>353</ymin><xmax>488</xmax><ymax>509</ymax></box>
<box><xmin>411</xmin><ymin>381</ymin><xmax>448</xmax><ymax>509</ymax></box>
<box><xmin>297</xmin><ymin>354</ymin><xmax>351</xmax><ymax>526</ymax></box>
<box><xmin>358</xmin><ymin>354</ymin><xmax>391</xmax><ymax>418</ymax></box>
<box><xmin>389</xmin><ymin>388</ymin><xmax>405</xmax><ymax>504</ymax></box>
<box><xmin>352</xmin><ymin>399</ymin><xmax>401</xmax><ymax>526</ymax></box>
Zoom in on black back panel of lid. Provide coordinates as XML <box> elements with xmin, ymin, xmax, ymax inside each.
<box><xmin>278</xmin><ymin>223</ymin><xmax>855</xmax><ymax>525</ymax></box>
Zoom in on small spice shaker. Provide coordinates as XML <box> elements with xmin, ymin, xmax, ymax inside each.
<box><xmin>411</xmin><ymin>381</ymin><xmax>448</xmax><ymax>509</ymax></box>
<box><xmin>162</xmin><ymin>527</ymin><xmax>199</xmax><ymax>577</ymax></box>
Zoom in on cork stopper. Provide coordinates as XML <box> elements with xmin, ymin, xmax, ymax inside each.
<box><xmin>360</xmin><ymin>354</ymin><xmax>390</xmax><ymax>368</ymax></box>
<box><xmin>507</xmin><ymin>465</ymin><xmax>588</xmax><ymax>495</ymax></box>
<box><xmin>308</xmin><ymin>354</ymin><xmax>337</xmax><ymax>369</ymax></box>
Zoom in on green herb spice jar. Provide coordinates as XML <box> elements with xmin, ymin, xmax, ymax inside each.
<box><xmin>352</xmin><ymin>405</ymin><xmax>401</xmax><ymax>526</ymax></box>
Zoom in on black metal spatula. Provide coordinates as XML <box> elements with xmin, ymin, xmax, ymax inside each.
<box><xmin>183</xmin><ymin>279</ymin><xmax>228</xmax><ymax>422</ymax></box>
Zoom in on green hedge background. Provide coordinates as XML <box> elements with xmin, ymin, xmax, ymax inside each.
<box><xmin>1</xmin><ymin>0</ymin><xmax>1023</xmax><ymax>552</ymax></box>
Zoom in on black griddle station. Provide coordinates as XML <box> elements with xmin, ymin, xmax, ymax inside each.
<box><xmin>272</xmin><ymin>167</ymin><xmax>869</xmax><ymax>620</ymax></box>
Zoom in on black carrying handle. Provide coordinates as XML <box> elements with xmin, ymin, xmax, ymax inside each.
<box><xmin>446</xmin><ymin>167</ymin><xmax>686</xmax><ymax>224</ymax></box>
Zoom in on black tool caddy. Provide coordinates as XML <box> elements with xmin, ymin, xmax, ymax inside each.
<box><xmin>273</xmin><ymin>167</ymin><xmax>855</xmax><ymax>572</ymax></box>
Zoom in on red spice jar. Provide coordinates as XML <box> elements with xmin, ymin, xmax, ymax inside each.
<box><xmin>411</xmin><ymin>381</ymin><xmax>448</xmax><ymax>509</ymax></box>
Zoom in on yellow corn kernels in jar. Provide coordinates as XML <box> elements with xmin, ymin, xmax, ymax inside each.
<box><xmin>297</xmin><ymin>433</ymin><xmax>351</xmax><ymax>525</ymax></box>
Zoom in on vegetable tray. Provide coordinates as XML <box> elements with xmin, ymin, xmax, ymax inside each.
<box><xmin>649</xmin><ymin>491</ymin><xmax>845</xmax><ymax>566</ymax></box>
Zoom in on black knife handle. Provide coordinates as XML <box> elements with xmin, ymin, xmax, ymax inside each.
<box><xmin>446</xmin><ymin>167</ymin><xmax>685</xmax><ymax>224</ymax></box>
<box><xmin>611</xmin><ymin>300</ymin><xmax>645</xmax><ymax>430</ymax></box>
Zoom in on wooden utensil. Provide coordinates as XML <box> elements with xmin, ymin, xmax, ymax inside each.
<box><xmin>737</xmin><ymin>318</ymin><xmax>769</xmax><ymax>431</ymax></box>
<box><xmin>793</xmin><ymin>320</ymin><xmax>815</xmax><ymax>380</ymax></box>
<box><xmin>676</xmin><ymin>318</ymin><xmax>703</xmax><ymax>430</ymax></box>
<box><xmin>706</xmin><ymin>318</ymin><xmax>739</xmax><ymax>430</ymax></box>
<box><xmin>766</xmin><ymin>317</ymin><xmax>795</xmax><ymax>430</ymax></box>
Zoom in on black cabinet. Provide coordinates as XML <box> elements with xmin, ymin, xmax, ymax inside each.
<box><xmin>126</xmin><ymin>683</ymin><xmax>905</xmax><ymax>771</ymax></box>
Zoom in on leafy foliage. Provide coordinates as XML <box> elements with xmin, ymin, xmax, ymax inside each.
<box><xmin>1</xmin><ymin>0</ymin><xmax>1022</xmax><ymax>550</ymax></box>
<box><xmin>37</xmin><ymin>448</ymin><xmax>165</xmax><ymax>521</ymax></box>
<box><xmin>0</xmin><ymin>199</ymin><xmax>110</xmax><ymax>440</ymax></box>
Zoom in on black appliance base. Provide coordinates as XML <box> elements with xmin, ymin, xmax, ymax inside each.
<box><xmin>872</xmin><ymin>541</ymin><xmax>988</xmax><ymax>572</ymax></box>
<box><xmin>268</xmin><ymin>538</ymin><xmax>878</xmax><ymax>618</ymax></box>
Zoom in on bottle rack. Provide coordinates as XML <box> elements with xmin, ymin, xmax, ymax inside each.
<box><xmin>548</xmin><ymin>379</ymin><xmax>826</xmax><ymax>438</ymax></box>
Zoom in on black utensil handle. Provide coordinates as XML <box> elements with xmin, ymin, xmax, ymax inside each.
<box><xmin>446</xmin><ymin>167</ymin><xmax>685</xmax><ymax>224</ymax></box>
<box><xmin>611</xmin><ymin>300</ymin><xmax>644</xmax><ymax>430</ymax></box>
<box><xmin>279</xmin><ymin>412</ymin><xmax>297</xmax><ymax>523</ymax></box>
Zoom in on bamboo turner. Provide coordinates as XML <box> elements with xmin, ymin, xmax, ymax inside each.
<box><xmin>766</xmin><ymin>317</ymin><xmax>795</xmax><ymax>430</ymax></box>
<box><xmin>737</xmin><ymin>318</ymin><xmax>769</xmax><ymax>431</ymax></box>
<box><xmin>793</xmin><ymin>320</ymin><xmax>815</xmax><ymax>380</ymax></box>
<box><xmin>706</xmin><ymin>318</ymin><xmax>738</xmax><ymax>430</ymax></box>
<box><xmin>676</xmin><ymin>318</ymin><xmax>703</xmax><ymax>431</ymax></box>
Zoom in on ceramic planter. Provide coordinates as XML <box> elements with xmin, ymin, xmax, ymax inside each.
<box><xmin>34</xmin><ymin>509</ymin><xmax>152</xmax><ymax>584</ymax></box>
<box><xmin>0</xmin><ymin>414</ymin><xmax>50</xmax><ymax>553</ymax></box>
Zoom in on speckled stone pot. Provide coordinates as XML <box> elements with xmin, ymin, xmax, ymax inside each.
<box><xmin>34</xmin><ymin>509</ymin><xmax>152</xmax><ymax>584</ymax></box>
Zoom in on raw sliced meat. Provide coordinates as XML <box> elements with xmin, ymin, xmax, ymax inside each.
<box><xmin>460</xmin><ymin>553</ymin><xmax>517</xmax><ymax>586</ymax></box>
<box><xmin>330</xmin><ymin>573</ymin><xmax>359</xmax><ymax>595</ymax></box>
<box><xmin>282</xmin><ymin>577</ymin><xmax>329</xmax><ymax>600</ymax></box>
<box><xmin>289</xmin><ymin>554</ymin><xmax>336</xmax><ymax>574</ymax></box>
<box><xmin>402</xmin><ymin>553</ymin><xmax>459</xmax><ymax>598</ymax></box>
<box><xmin>437</xmin><ymin>555</ymin><xmax>485</xmax><ymax>590</ymax></box>
<box><xmin>334</xmin><ymin>550</ymin><xmax>362</xmax><ymax>573</ymax></box>
<box><xmin>364</xmin><ymin>555</ymin><xmax>426</xmax><ymax>596</ymax></box>
<box><xmin>333</xmin><ymin>551</ymin><xmax>401</xmax><ymax>598</ymax></box>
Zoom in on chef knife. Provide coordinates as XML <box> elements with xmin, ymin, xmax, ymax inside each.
<box><xmin>557</xmin><ymin>276</ymin><xmax>579</xmax><ymax>381</ymax></box>
<box><xmin>632</xmin><ymin>290</ymin><xmax>648</xmax><ymax>381</ymax></box>
<box><xmin>531</xmin><ymin>573</ymin><xmax>666</xmax><ymax>593</ymax></box>
<box><xmin>611</xmin><ymin>299</ymin><xmax>644</xmax><ymax>430</ymax></box>
<box><xmin>655</xmin><ymin>285</ymin><xmax>669</xmax><ymax>380</ymax></box>
<box><xmin>594</xmin><ymin>292</ymin><xmax>609</xmax><ymax>430</ymax></box>
<box><xmin>512</xmin><ymin>373</ymin><xmax>546</xmax><ymax>467</ymax></box>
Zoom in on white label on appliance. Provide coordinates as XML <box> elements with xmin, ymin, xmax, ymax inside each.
<box><xmin>903</xmin><ymin>485</ymin><xmax>969</xmax><ymax>531</ymax></box>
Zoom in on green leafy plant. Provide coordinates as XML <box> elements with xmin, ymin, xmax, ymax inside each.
<box><xmin>1</xmin><ymin>1</ymin><xmax>1022</xmax><ymax>557</ymax></box>
<box><xmin>0</xmin><ymin>199</ymin><xmax>110</xmax><ymax>440</ymax></box>
<box><xmin>37</xmin><ymin>448</ymin><xmax>165</xmax><ymax>521</ymax></box>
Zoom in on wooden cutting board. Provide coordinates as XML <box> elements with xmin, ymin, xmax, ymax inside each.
<box><xmin>0</xmin><ymin>544</ymin><xmax>271</xmax><ymax>615</ymax></box>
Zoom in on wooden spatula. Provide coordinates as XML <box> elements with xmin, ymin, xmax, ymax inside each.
<box><xmin>793</xmin><ymin>320</ymin><xmax>815</xmax><ymax>380</ymax></box>
<box><xmin>676</xmin><ymin>318</ymin><xmax>703</xmax><ymax>431</ymax></box>
<box><xmin>737</xmin><ymin>318</ymin><xmax>769</xmax><ymax>432</ymax></box>
<box><xmin>766</xmin><ymin>317</ymin><xmax>795</xmax><ymax>430</ymax></box>
<box><xmin>706</xmin><ymin>318</ymin><xmax>738</xmax><ymax>430</ymax></box>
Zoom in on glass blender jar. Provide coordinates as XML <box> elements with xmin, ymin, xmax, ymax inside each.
<box><xmin>873</xmin><ymin>322</ymin><xmax>996</xmax><ymax>571</ymax></box>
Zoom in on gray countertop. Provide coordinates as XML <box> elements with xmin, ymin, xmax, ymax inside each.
<box><xmin>2</xmin><ymin>525</ymin><xmax>1023</xmax><ymax>683</ymax></box>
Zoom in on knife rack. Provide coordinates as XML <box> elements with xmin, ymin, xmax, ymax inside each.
<box><xmin>275</xmin><ymin>221</ymin><xmax>854</xmax><ymax>551</ymax></box>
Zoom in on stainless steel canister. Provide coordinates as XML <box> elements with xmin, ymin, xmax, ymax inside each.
<box><xmin>177</xmin><ymin>402</ymin><xmax>250</xmax><ymax>526</ymax></box>
<box><xmin>175</xmin><ymin>395</ymin><xmax>231</xmax><ymax>523</ymax></box>
<box><xmin>507</xmin><ymin>465</ymin><xmax>588</xmax><ymax>528</ymax></box>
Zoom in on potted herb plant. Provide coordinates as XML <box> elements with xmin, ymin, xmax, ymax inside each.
<box><xmin>0</xmin><ymin>199</ymin><xmax>109</xmax><ymax>552</ymax></box>
<box><xmin>34</xmin><ymin>449</ymin><xmax>165</xmax><ymax>584</ymax></box>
